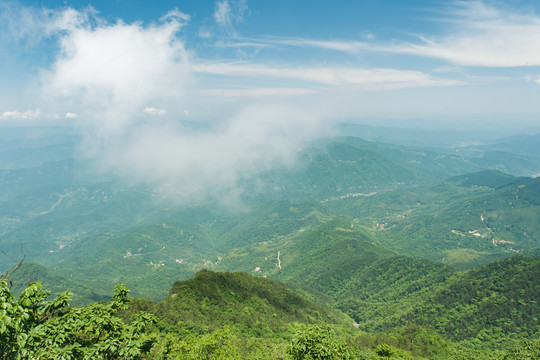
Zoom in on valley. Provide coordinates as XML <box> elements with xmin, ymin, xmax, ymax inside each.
<box><xmin>1</xmin><ymin>125</ymin><xmax>539</xmax><ymax>358</ymax></box>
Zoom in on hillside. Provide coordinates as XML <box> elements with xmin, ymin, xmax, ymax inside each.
<box><xmin>336</xmin><ymin>255</ymin><xmax>540</xmax><ymax>346</ymax></box>
<box><xmin>3</xmin><ymin>132</ymin><xmax>540</xmax><ymax>271</ymax></box>
<box><xmin>148</xmin><ymin>269</ymin><xmax>353</xmax><ymax>336</ymax></box>
<box><xmin>9</xmin><ymin>261</ymin><xmax>110</xmax><ymax>305</ymax></box>
<box><xmin>250</xmin><ymin>136</ymin><xmax>527</xmax><ymax>202</ymax></box>
<box><xmin>324</xmin><ymin>171</ymin><xmax>540</xmax><ymax>268</ymax></box>
<box><xmin>4</xmin><ymin>166</ymin><xmax>540</xmax><ymax>300</ymax></box>
<box><xmin>412</xmin><ymin>256</ymin><xmax>540</xmax><ymax>343</ymax></box>
<box><xmin>4</xmin><ymin>266</ymin><xmax>539</xmax><ymax>359</ymax></box>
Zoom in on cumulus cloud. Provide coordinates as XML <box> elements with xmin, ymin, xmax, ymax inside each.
<box><xmin>65</xmin><ymin>112</ymin><xmax>78</xmax><ymax>119</ymax></box>
<box><xmin>41</xmin><ymin>7</ymin><xmax>192</xmax><ymax>136</ymax></box>
<box><xmin>34</xmin><ymin>5</ymin><xmax>324</xmax><ymax>204</ymax></box>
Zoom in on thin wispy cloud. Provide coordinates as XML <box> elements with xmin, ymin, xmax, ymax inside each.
<box><xmin>223</xmin><ymin>1</ymin><xmax>540</xmax><ymax>68</ymax></box>
<box><xmin>214</xmin><ymin>1</ymin><xmax>232</xmax><ymax>26</ymax></box>
<box><xmin>0</xmin><ymin>1</ymin><xmax>97</xmax><ymax>44</ymax></box>
<box><xmin>213</xmin><ymin>0</ymin><xmax>248</xmax><ymax>35</ymax></box>
<box><xmin>193</xmin><ymin>63</ymin><xmax>463</xmax><ymax>89</ymax></box>
<box><xmin>525</xmin><ymin>74</ymin><xmax>540</xmax><ymax>86</ymax></box>
<box><xmin>232</xmin><ymin>37</ymin><xmax>372</xmax><ymax>53</ymax></box>
<box><xmin>198</xmin><ymin>87</ymin><xmax>317</xmax><ymax>98</ymax></box>
<box><xmin>390</xmin><ymin>1</ymin><xmax>540</xmax><ymax>67</ymax></box>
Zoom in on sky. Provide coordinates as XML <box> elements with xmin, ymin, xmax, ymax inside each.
<box><xmin>1</xmin><ymin>0</ymin><xmax>540</xmax><ymax>202</ymax></box>
<box><xmin>1</xmin><ymin>0</ymin><xmax>540</xmax><ymax>126</ymax></box>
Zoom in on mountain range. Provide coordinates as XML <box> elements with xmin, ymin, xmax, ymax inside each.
<box><xmin>1</xmin><ymin>124</ymin><xmax>539</xmax><ymax>357</ymax></box>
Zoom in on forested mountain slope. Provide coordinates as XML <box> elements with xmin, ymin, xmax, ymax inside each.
<box><xmin>143</xmin><ymin>269</ymin><xmax>353</xmax><ymax>337</ymax></box>
<box><xmin>325</xmin><ymin>170</ymin><xmax>540</xmax><ymax>268</ymax></box>
<box><xmin>337</xmin><ymin>255</ymin><xmax>540</xmax><ymax>346</ymax></box>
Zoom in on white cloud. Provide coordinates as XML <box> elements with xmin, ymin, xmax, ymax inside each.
<box><xmin>268</xmin><ymin>38</ymin><xmax>372</xmax><ymax>53</ymax></box>
<box><xmin>199</xmin><ymin>87</ymin><xmax>317</xmax><ymax>97</ymax></box>
<box><xmin>65</xmin><ymin>112</ymin><xmax>78</xmax><ymax>119</ymax></box>
<box><xmin>193</xmin><ymin>63</ymin><xmax>463</xmax><ymax>89</ymax></box>
<box><xmin>0</xmin><ymin>108</ymin><xmax>41</xmax><ymax>120</ymax></box>
<box><xmin>231</xmin><ymin>1</ymin><xmax>540</xmax><ymax>68</ymax></box>
<box><xmin>143</xmin><ymin>107</ymin><xmax>167</xmax><ymax>115</ymax></box>
<box><xmin>223</xmin><ymin>37</ymin><xmax>370</xmax><ymax>53</ymax></box>
<box><xmin>34</xmin><ymin>6</ymin><xmax>326</xmax><ymax>204</ymax></box>
<box><xmin>41</xmin><ymin>7</ymin><xmax>192</xmax><ymax>135</ymax></box>
<box><xmin>160</xmin><ymin>8</ymin><xmax>190</xmax><ymax>25</ymax></box>
<box><xmin>0</xmin><ymin>1</ymin><xmax>97</xmax><ymax>45</ymax></box>
<box><xmin>214</xmin><ymin>0</ymin><xmax>232</xmax><ymax>27</ymax></box>
<box><xmin>385</xmin><ymin>0</ymin><xmax>540</xmax><ymax>67</ymax></box>
<box><xmin>213</xmin><ymin>0</ymin><xmax>248</xmax><ymax>35</ymax></box>
<box><xmin>99</xmin><ymin>104</ymin><xmax>324</xmax><ymax>204</ymax></box>
<box><xmin>236</xmin><ymin>0</ymin><xmax>248</xmax><ymax>19</ymax></box>
<box><xmin>0</xmin><ymin>108</ymin><xmax>71</xmax><ymax>122</ymax></box>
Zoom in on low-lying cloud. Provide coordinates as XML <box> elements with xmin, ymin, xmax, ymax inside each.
<box><xmin>99</xmin><ymin>104</ymin><xmax>322</xmax><ymax>203</ymax></box>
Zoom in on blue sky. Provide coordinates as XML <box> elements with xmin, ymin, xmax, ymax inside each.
<box><xmin>2</xmin><ymin>0</ymin><xmax>540</xmax><ymax>129</ymax></box>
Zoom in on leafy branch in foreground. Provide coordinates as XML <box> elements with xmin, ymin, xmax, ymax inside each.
<box><xmin>0</xmin><ymin>281</ymin><xmax>157</xmax><ymax>360</ymax></box>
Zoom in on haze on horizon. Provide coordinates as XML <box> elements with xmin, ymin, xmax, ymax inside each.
<box><xmin>1</xmin><ymin>0</ymin><xmax>540</xmax><ymax>201</ymax></box>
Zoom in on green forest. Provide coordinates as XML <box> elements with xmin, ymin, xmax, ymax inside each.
<box><xmin>2</xmin><ymin>265</ymin><xmax>539</xmax><ymax>359</ymax></box>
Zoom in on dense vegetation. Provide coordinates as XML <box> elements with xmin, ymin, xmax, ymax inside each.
<box><xmin>2</xmin><ymin>268</ymin><xmax>539</xmax><ymax>359</ymax></box>
<box><xmin>0</xmin><ymin>280</ymin><xmax>156</xmax><ymax>359</ymax></box>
